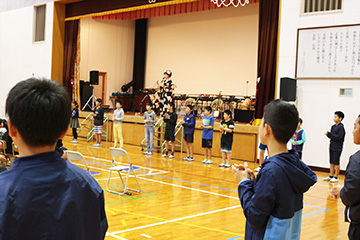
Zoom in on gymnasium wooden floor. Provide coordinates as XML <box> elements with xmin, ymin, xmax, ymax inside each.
<box><xmin>63</xmin><ymin>135</ymin><xmax>348</xmax><ymax>240</ymax></box>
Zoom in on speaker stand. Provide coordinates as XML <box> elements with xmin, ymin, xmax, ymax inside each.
<box><xmin>82</xmin><ymin>87</ymin><xmax>97</xmax><ymax>111</ymax></box>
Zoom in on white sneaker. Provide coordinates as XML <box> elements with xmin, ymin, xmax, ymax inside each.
<box><xmin>323</xmin><ymin>176</ymin><xmax>332</xmax><ymax>181</ymax></box>
<box><xmin>206</xmin><ymin>159</ymin><xmax>213</xmax><ymax>164</ymax></box>
<box><xmin>71</xmin><ymin>140</ymin><xmax>78</xmax><ymax>144</ymax></box>
<box><xmin>182</xmin><ymin>157</ymin><xmax>189</xmax><ymax>161</ymax></box>
<box><xmin>224</xmin><ymin>163</ymin><xmax>230</xmax><ymax>168</ymax></box>
<box><xmin>330</xmin><ymin>177</ymin><xmax>339</xmax><ymax>183</ymax></box>
<box><xmin>254</xmin><ymin>167</ymin><xmax>261</xmax><ymax>172</ymax></box>
<box><xmin>219</xmin><ymin>162</ymin><xmax>226</xmax><ymax>167</ymax></box>
<box><xmin>147</xmin><ymin>152</ymin><xmax>153</xmax><ymax>155</ymax></box>
<box><xmin>143</xmin><ymin>152</ymin><xmax>149</xmax><ymax>155</ymax></box>
<box><xmin>201</xmin><ymin>159</ymin><xmax>208</xmax><ymax>164</ymax></box>
<box><xmin>169</xmin><ymin>154</ymin><xmax>175</xmax><ymax>158</ymax></box>
<box><xmin>187</xmin><ymin>157</ymin><xmax>194</xmax><ymax>162</ymax></box>
<box><xmin>162</xmin><ymin>153</ymin><xmax>168</xmax><ymax>158</ymax></box>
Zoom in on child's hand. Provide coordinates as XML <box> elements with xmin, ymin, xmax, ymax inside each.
<box><xmin>232</xmin><ymin>162</ymin><xmax>251</xmax><ymax>183</ymax></box>
<box><xmin>219</xmin><ymin>125</ymin><xmax>224</xmax><ymax>131</ymax></box>
<box><xmin>292</xmin><ymin>142</ymin><xmax>296</xmax><ymax>146</ymax></box>
<box><xmin>180</xmin><ymin>120</ymin><xmax>185</xmax><ymax>124</ymax></box>
<box><xmin>329</xmin><ymin>185</ymin><xmax>342</xmax><ymax>199</ymax></box>
<box><xmin>145</xmin><ymin>120</ymin><xmax>150</xmax><ymax>123</ymax></box>
<box><xmin>324</xmin><ymin>131</ymin><xmax>329</xmax><ymax>136</ymax></box>
<box><xmin>200</xmin><ymin>125</ymin><xmax>204</xmax><ymax>129</ymax></box>
<box><xmin>0</xmin><ymin>155</ymin><xmax>6</xmax><ymax>162</ymax></box>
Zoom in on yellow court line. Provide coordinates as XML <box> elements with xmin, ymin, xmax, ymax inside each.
<box><xmin>107</xmin><ymin>207</ymin><xmax>242</xmax><ymax>237</ymax></box>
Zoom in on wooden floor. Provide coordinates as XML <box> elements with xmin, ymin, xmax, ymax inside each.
<box><xmin>63</xmin><ymin>135</ymin><xmax>348</xmax><ymax>240</ymax></box>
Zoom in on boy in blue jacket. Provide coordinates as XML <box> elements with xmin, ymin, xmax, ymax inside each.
<box><xmin>180</xmin><ymin>105</ymin><xmax>196</xmax><ymax>161</ymax></box>
<box><xmin>232</xmin><ymin>99</ymin><xmax>317</xmax><ymax>240</ymax></box>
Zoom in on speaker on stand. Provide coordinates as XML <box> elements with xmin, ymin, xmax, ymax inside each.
<box><xmin>82</xmin><ymin>70</ymin><xmax>99</xmax><ymax>111</ymax></box>
<box><xmin>280</xmin><ymin>77</ymin><xmax>297</xmax><ymax>102</ymax></box>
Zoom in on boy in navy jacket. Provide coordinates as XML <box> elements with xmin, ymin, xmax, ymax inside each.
<box><xmin>324</xmin><ymin>111</ymin><xmax>346</xmax><ymax>183</ymax></box>
<box><xmin>329</xmin><ymin>114</ymin><xmax>360</xmax><ymax>240</ymax></box>
<box><xmin>232</xmin><ymin>99</ymin><xmax>317</xmax><ymax>240</ymax></box>
<box><xmin>180</xmin><ymin>105</ymin><xmax>195</xmax><ymax>161</ymax></box>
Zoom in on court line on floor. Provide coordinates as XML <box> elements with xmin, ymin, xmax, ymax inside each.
<box><xmin>105</xmin><ymin>232</ymin><xmax>128</xmax><ymax>240</ymax></box>
<box><xmin>109</xmin><ymin>205</ymin><xmax>241</xmax><ymax>235</ymax></box>
<box><xmin>106</xmin><ymin>206</ymin><xmax>242</xmax><ymax>237</ymax></box>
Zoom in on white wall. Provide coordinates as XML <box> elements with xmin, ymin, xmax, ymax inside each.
<box><xmin>278</xmin><ymin>0</ymin><xmax>360</xmax><ymax>169</ymax></box>
<box><xmin>145</xmin><ymin>4</ymin><xmax>259</xmax><ymax>96</ymax></box>
<box><xmin>79</xmin><ymin>18</ymin><xmax>135</xmax><ymax>105</ymax></box>
<box><xmin>0</xmin><ymin>1</ymin><xmax>54</xmax><ymax>118</ymax></box>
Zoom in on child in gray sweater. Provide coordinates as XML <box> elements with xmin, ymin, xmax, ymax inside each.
<box><xmin>144</xmin><ymin>102</ymin><xmax>157</xmax><ymax>155</ymax></box>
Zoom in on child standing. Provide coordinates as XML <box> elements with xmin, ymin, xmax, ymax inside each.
<box><xmin>219</xmin><ymin>110</ymin><xmax>234</xmax><ymax>168</ymax></box>
<box><xmin>329</xmin><ymin>114</ymin><xmax>360</xmax><ymax>240</ymax></box>
<box><xmin>113</xmin><ymin>101</ymin><xmax>124</xmax><ymax>149</ymax></box>
<box><xmin>255</xmin><ymin>143</ymin><xmax>267</xmax><ymax>172</ymax></box>
<box><xmin>324</xmin><ymin>111</ymin><xmax>345</xmax><ymax>183</ymax></box>
<box><xmin>92</xmin><ymin>98</ymin><xmax>104</xmax><ymax>147</ymax></box>
<box><xmin>290</xmin><ymin>118</ymin><xmax>306</xmax><ymax>159</ymax></box>
<box><xmin>180</xmin><ymin>105</ymin><xmax>195</xmax><ymax>161</ymax></box>
<box><xmin>143</xmin><ymin>102</ymin><xmax>156</xmax><ymax>155</ymax></box>
<box><xmin>232</xmin><ymin>99</ymin><xmax>317</xmax><ymax>239</ymax></box>
<box><xmin>70</xmin><ymin>101</ymin><xmax>80</xmax><ymax>144</ymax></box>
<box><xmin>162</xmin><ymin>102</ymin><xmax>177</xmax><ymax>158</ymax></box>
<box><xmin>201</xmin><ymin>106</ymin><xmax>214</xmax><ymax>164</ymax></box>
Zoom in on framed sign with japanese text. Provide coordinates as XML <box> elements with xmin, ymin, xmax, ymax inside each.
<box><xmin>296</xmin><ymin>24</ymin><xmax>360</xmax><ymax>79</ymax></box>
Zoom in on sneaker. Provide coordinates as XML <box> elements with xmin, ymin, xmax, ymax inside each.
<box><xmin>254</xmin><ymin>166</ymin><xmax>261</xmax><ymax>172</ymax></box>
<box><xmin>169</xmin><ymin>154</ymin><xmax>175</xmax><ymax>158</ymax></box>
<box><xmin>201</xmin><ymin>159</ymin><xmax>208</xmax><ymax>164</ymax></box>
<box><xmin>71</xmin><ymin>140</ymin><xmax>78</xmax><ymax>144</ymax></box>
<box><xmin>323</xmin><ymin>176</ymin><xmax>333</xmax><ymax>181</ymax></box>
<box><xmin>143</xmin><ymin>152</ymin><xmax>149</xmax><ymax>155</ymax></box>
<box><xmin>147</xmin><ymin>152</ymin><xmax>153</xmax><ymax>155</ymax></box>
<box><xmin>330</xmin><ymin>177</ymin><xmax>339</xmax><ymax>183</ymax></box>
<box><xmin>162</xmin><ymin>153</ymin><xmax>168</xmax><ymax>158</ymax></box>
<box><xmin>219</xmin><ymin>162</ymin><xmax>226</xmax><ymax>167</ymax></box>
<box><xmin>113</xmin><ymin>146</ymin><xmax>117</xmax><ymax>148</ymax></box>
<box><xmin>224</xmin><ymin>163</ymin><xmax>231</xmax><ymax>168</ymax></box>
<box><xmin>206</xmin><ymin>159</ymin><xmax>213</xmax><ymax>164</ymax></box>
<box><xmin>187</xmin><ymin>157</ymin><xmax>194</xmax><ymax>162</ymax></box>
<box><xmin>93</xmin><ymin>143</ymin><xmax>100</xmax><ymax>147</ymax></box>
<box><xmin>183</xmin><ymin>157</ymin><xmax>189</xmax><ymax>161</ymax></box>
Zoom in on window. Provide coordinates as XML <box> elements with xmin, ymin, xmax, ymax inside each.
<box><xmin>34</xmin><ymin>5</ymin><xmax>46</xmax><ymax>42</ymax></box>
<box><xmin>339</xmin><ymin>88</ymin><xmax>352</xmax><ymax>97</ymax></box>
<box><xmin>303</xmin><ymin>0</ymin><xmax>342</xmax><ymax>14</ymax></box>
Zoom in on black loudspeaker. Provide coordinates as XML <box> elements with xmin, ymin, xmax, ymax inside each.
<box><xmin>280</xmin><ymin>77</ymin><xmax>297</xmax><ymax>101</ymax></box>
<box><xmin>80</xmin><ymin>81</ymin><xmax>93</xmax><ymax>111</ymax></box>
<box><xmin>234</xmin><ymin>109</ymin><xmax>254</xmax><ymax>123</ymax></box>
<box><xmin>90</xmin><ymin>70</ymin><xmax>99</xmax><ymax>85</ymax></box>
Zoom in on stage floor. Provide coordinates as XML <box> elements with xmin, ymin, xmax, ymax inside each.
<box><xmin>62</xmin><ymin>135</ymin><xmax>348</xmax><ymax>240</ymax></box>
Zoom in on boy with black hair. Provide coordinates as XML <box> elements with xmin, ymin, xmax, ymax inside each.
<box><xmin>180</xmin><ymin>105</ymin><xmax>196</xmax><ymax>161</ymax></box>
<box><xmin>232</xmin><ymin>99</ymin><xmax>317</xmax><ymax>239</ymax></box>
<box><xmin>329</xmin><ymin>114</ymin><xmax>360</xmax><ymax>240</ymax></box>
<box><xmin>290</xmin><ymin>118</ymin><xmax>306</xmax><ymax>159</ymax></box>
<box><xmin>324</xmin><ymin>111</ymin><xmax>346</xmax><ymax>183</ymax></box>
<box><xmin>113</xmin><ymin>101</ymin><xmax>124</xmax><ymax>149</ymax></box>
<box><xmin>219</xmin><ymin>109</ymin><xmax>234</xmax><ymax>168</ymax></box>
<box><xmin>162</xmin><ymin>102</ymin><xmax>177</xmax><ymax>158</ymax></box>
<box><xmin>144</xmin><ymin>102</ymin><xmax>156</xmax><ymax>155</ymax></box>
<box><xmin>201</xmin><ymin>106</ymin><xmax>214</xmax><ymax>164</ymax></box>
<box><xmin>0</xmin><ymin>78</ymin><xmax>108</xmax><ymax>239</ymax></box>
<box><xmin>92</xmin><ymin>98</ymin><xmax>104</xmax><ymax>147</ymax></box>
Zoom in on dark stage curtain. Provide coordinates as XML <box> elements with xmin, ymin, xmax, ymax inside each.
<box><xmin>254</xmin><ymin>0</ymin><xmax>280</xmax><ymax>119</ymax></box>
<box><xmin>63</xmin><ymin>20</ymin><xmax>79</xmax><ymax>96</ymax></box>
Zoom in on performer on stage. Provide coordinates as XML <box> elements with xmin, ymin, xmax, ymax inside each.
<box><xmin>155</xmin><ymin>70</ymin><xmax>176</xmax><ymax>115</ymax></box>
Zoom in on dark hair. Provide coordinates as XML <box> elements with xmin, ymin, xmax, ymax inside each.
<box><xmin>168</xmin><ymin>102</ymin><xmax>175</xmax><ymax>108</ymax></box>
<box><xmin>146</xmin><ymin>102</ymin><xmax>152</xmax><ymax>107</ymax></box>
<box><xmin>116</xmin><ymin>101</ymin><xmax>122</xmax><ymax>105</ymax></box>
<box><xmin>224</xmin><ymin>110</ymin><xmax>232</xmax><ymax>118</ymax></box>
<box><xmin>96</xmin><ymin>98</ymin><xmax>102</xmax><ymax>103</ymax></box>
<box><xmin>0</xmin><ymin>119</ymin><xmax>8</xmax><ymax>131</ymax></box>
<box><xmin>335</xmin><ymin>111</ymin><xmax>344</xmax><ymax>120</ymax></box>
<box><xmin>72</xmin><ymin>100</ymin><xmax>78</xmax><ymax>107</ymax></box>
<box><xmin>6</xmin><ymin>78</ymin><xmax>71</xmax><ymax>147</ymax></box>
<box><xmin>204</xmin><ymin>106</ymin><xmax>212</xmax><ymax>113</ymax></box>
<box><xmin>186</xmin><ymin>105</ymin><xmax>193</xmax><ymax>111</ymax></box>
<box><xmin>263</xmin><ymin>99</ymin><xmax>299</xmax><ymax>144</ymax></box>
<box><xmin>299</xmin><ymin>118</ymin><xmax>303</xmax><ymax>124</ymax></box>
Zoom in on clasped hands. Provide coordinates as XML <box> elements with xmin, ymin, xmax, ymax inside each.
<box><xmin>232</xmin><ymin>162</ymin><xmax>255</xmax><ymax>183</ymax></box>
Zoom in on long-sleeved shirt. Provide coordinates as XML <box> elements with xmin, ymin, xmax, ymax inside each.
<box><xmin>144</xmin><ymin>111</ymin><xmax>157</xmax><ymax>126</ymax></box>
<box><xmin>341</xmin><ymin>150</ymin><xmax>360</xmax><ymax>223</ymax></box>
<box><xmin>163</xmin><ymin>111</ymin><xmax>177</xmax><ymax>130</ymax></box>
<box><xmin>94</xmin><ymin>107</ymin><xmax>104</xmax><ymax>126</ymax></box>
<box><xmin>290</xmin><ymin>128</ymin><xmax>306</xmax><ymax>152</ymax></box>
<box><xmin>71</xmin><ymin>107</ymin><xmax>79</xmax><ymax>118</ymax></box>
<box><xmin>238</xmin><ymin>151</ymin><xmax>317</xmax><ymax>239</ymax></box>
<box><xmin>182</xmin><ymin>113</ymin><xmax>195</xmax><ymax>134</ymax></box>
<box><xmin>327</xmin><ymin>123</ymin><xmax>346</xmax><ymax>151</ymax></box>
<box><xmin>113</xmin><ymin>108</ymin><xmax>124</xmax><ymax>124</ymax></box>
<box><xmin>0</xmin><ymin>151</ymin><xmax>108</xmax><ymax>239</ymax></box>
